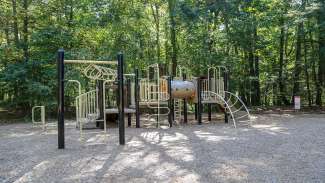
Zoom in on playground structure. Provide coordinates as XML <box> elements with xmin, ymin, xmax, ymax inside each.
<box><xmin>55</xmin><ymin>49</ymin><xmax>251</xmax><ymax>149</ymax></box>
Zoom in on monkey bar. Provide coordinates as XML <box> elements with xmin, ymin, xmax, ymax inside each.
<box><xmin>57</xmin><ymin>49</ymin><xmax>126</xmax><ymax>149</ymax></box>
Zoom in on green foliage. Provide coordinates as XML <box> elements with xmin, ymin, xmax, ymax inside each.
<box><xmin>0</xmin><ymin>0</ymin><xmax>324</xmax><ymax>114</ymax></box>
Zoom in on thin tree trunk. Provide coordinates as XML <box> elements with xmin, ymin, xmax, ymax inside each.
<box><xmin>249</xmin><ymin>49</ymin><xmax>254</xmax><ymax>106</ymax></box>
<box><xmin>308</xmin><ymin>25</ymin><xmax>320</xmax><ymax>105</ymax></box>
<box><xmin>253</xmin><ymin>28</ymin><xmax>260</xmax><ymax>105</ymax></box>
<box><xmin>168</xmin><ymin>0</ymin><xmax>177</xmax><ymax>76</ymax></box>
<box><xmin>278</xmin><ymin>17</ymin><xmax>290</xmax><ymax>105</ymax></box>
<box><xmin>23</xmin><ymin>0</ymin><xmax>29</xmax><ymax>62</ymax></box>
<box><xmin>151</xmin><ymin>3</ymin><xmax>160</xmax><ymax>63</ymax></box>
<box><xmin>292</xmin><ymin>21</ymin><xmax>304</xmax><ymax>101</ymax></box>
<box><xmin>317</xmin><ymin>1</ymin><xmax>325</xmax><ymax>105</ymax></box>
<box><xmin>5</xmin><ymin>17</ymin><xmax>10</xmax><ymax>45</ymax></box>
<box><xmin>12</xmin><ymin>0</ymin><xmax>19</xmax><ymax>47</ymax></box>
<box><xmin>303</xmin><ymin>32</ymin><xmax>312</xmax><ymax>106</ymax></box>
<box><xmin>164</xmin><ymin>20</ymin><xmax>169</xmax><ymax>70</ymax></box>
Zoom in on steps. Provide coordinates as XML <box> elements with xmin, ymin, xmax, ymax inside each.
<box><xmin>174</xmin><ymin>99</ymin><xmax>183</xmax><ymax>124</ymax></box>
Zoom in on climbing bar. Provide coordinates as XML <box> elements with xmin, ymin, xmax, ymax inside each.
<box><xmin>64</xmin><ymin>60</ymin><xmax>118</xmax><ymax>65</ymax></box>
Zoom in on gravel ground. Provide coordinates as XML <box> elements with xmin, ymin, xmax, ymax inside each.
<box><xmin>0</xmin><ymin>114</ymin><xmax>325</xmax><ymax>183</ymax></box>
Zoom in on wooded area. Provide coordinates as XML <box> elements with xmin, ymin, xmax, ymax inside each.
<box><xmin>0</xmin><ymin>0</ymin><xmax>324</xmax><ymax>113</ymax></box>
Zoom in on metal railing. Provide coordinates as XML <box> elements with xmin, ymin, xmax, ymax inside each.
<box><xmin>75</xmin><ymin>89</ymin><xmax>99</xmax><ymax>139</ymax></box>
<box><xmin>32</xmin><ymin>106</ymin><xmax>46</xmax><ymax>130</ymax></box>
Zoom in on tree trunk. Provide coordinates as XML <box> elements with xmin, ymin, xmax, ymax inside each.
<box><xmin>23</xmin><ymin>0</ymin><xmax>29</xmax><ymax>62</ymax></box>
<box><xmin>5</xmin><ymin>17</ymin><xmax>10</xmax><ymax>45</ymax></box>
<box><xmin>303</xmin><ymin>31</ymin><xmax>311</xmax><ymax>106</ymax></box>
<box><xmin>317</xmin><ymin>1</ymin><xmax>325</xmax><ymax>105</ymax></box>
<box><xmin>168</xmin><ymin>0</ymin><xmax>177</xmax><ymax>76</ymax></box>
<box><xmin>253</xmin><ymin>28</ymin><xmax>260</xmax><ymax>105</ymax></box>
<box><xmin>292</xmin><ymin>21</ymin><xmax>304</xmax><ymax>101</ymax></box>
<box><xmin>12</xmin><ymin>0</ymin><xmax>19</xmax><ymax>47</ymax></box>
<box><xmin>151</xmin><ymin>3</ymin><xmax>160</xmax><ymax>63</ymax></box>
<box><xmin>278</xmin><ymin>17</ymin><xmax>289</xmax><ymax>105</ymax></box>
<box><xmin>249</xmin><ymin>49</ymin><xmax>254</xmax><ymax>106</ymax></box>
<box><xmin>308</xmin><ymin>25</ymin><xmax>321</xmax><ymax>105</ymax></box>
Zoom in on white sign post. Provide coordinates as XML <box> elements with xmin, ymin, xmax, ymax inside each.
<box><xmin>294</xmin><ymin>96</ymin><xmax>301</xmax><ymax>110</ymax></box>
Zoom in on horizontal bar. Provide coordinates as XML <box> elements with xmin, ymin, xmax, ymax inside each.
<box><xmin>64</xmin><ymin>60</ymin><xmax>118</xmax><ymax>65</ymax></box>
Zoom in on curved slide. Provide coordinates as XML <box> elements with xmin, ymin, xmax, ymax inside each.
<box><xmin>201</xmin><ymin>91</ymin><xmax>251</xmax><ymax>128</ymax></box>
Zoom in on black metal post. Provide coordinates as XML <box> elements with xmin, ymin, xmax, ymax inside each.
<box><xmin>183</xmin><ymin>73</ymin><xmax>187</xmax><ymax>123</ymax></box>
<box><xmin>168</xmin><ymin>76</ymin><xmax>173</xmax><ymax>127</ymax></box>
<box><xmin>127</xmin><ymin>79</ymin><xmax>132</xmax><ymax>127</ymax></box>
<box><xmin>126</xmin><ymin>79</ymin><xmax>132</xmax><ymax>127</ymax></box>
<box><xmin>97</xmin><ymin>80</ymin><xmax>104</xmax><ymax>127</ymax></box>
<box><xmin>194</xmin><ymin>104</ymin><xmax>198</xmax><ymax>120</ymax></box>
<box><xmin>224</xmin><ymin>70</ymin><xmax>229</xmax><ymax>123</ymax></box>
<box><xmin>135</xmin><ymin>69</ymin><xmax>140</xmax><ymax>128</ymax></box>
<box><xmin>57</xmin><ymin>49</ymin><xmax>65</xmax><ymax>149</ymax></box>
<box><xmin>197</xmin><ymin>78</ymin><xmax>202</xmax><ymax>125</ymax></box>
<box><xmin>208</xmin><ymin>104</ymin><xmax>212</xmax><ymax>121</ymax></box>
<box><xmin>171</xmin><ymin>76</ymin><xmax>174</xmax><ymax>122</ymax></box>
<box><xmin>118</xmin><ymin>53</ymin><xmax>125</xmax><ymax>145</ymax></box>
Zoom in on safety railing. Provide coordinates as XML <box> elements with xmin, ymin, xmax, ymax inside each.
<box><xmin>76</xmin><ymin>89</ymin><xmax>100</xmax><ymax>139</ymax></box>
<box><xmin>32</xmin><ymin>106</ymin><xmax>46</xmax><ymax>130</ymax></box>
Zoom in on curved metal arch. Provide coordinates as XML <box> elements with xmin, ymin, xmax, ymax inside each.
<box><xmin>203</xmin><ymin>91</ymin><xmax>237</xmax><ymax>128</ymax></box>
<box><xmin>223</xmin><ymin>91</ymin><xmax>251</xmax><ymax>126</ymax></box>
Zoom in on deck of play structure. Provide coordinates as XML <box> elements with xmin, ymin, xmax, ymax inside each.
<box><xmin>34</xmin><ymin>50</ymin><xmax>251</xmax><ymax>149</ymax></box>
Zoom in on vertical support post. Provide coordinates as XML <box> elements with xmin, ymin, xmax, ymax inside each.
<box><xmin>57</xmin><ymin>49</ymin><xmax>65</xmax><ymax>149</ymax></box>
<box><xmin>135</xmin><ymin>69</ymin><xmax>140</xmax><ymax>128</ymax></box>
<box><xmin>208</xmin><ymin>104</ymin><xmax>212</xmax><ymax>121</ymax></box>
<box><xmin>118</xmin><ymin>53</ymin><xmax>125</xmax><ymax>145</ymax></box>
<box><xmin>97</xmin><ymin>80</ymin><xmax>104</xmax><ymax>127</ymax></box>
<box><xmin>183</xmin><ymin>73</ymin><xmax>187</xmax><ymax>123</ymax></box>
<box><xmin>168</xmin><ymin>76</ymin><xmax>173</xmax><ymax>127</ymax></box>
<box><xmin>194</xmin><ymin>104</ymin><xmax>198</xmax><ymax>120</ymax></box>
<box><xmin>224</xmin><ymin>70</ymin><xmax>229</xmax><ymax>123</ymax></box>
<box><xmin>127</xmin><ymin>78</ymin><xmax>132</xmax><ymax>127</ymax></box>
<box><xmin>208</xmin><ymin>70</ymin><xmax>212</xmax><ymax>122</ymax></box>
<box><xmin>197</xmin><ymin>78</ymin><xmax>202</xmax><ymax>125</ymax></box>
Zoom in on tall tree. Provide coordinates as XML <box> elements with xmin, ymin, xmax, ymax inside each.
<box><xmin>151</xmin><ymin>1</ymin><xmax>161</xmax><ymax>63</ymax></box>
<box><xmin>168</xmin><ymin>0</ymin><xmax>177</xmax><ymax>75</ymax></box>
<box><xmin>11</xmin><ymin>0</ymin><xmax>19</xmax><ymax>47</ymax></box>
<box><xmin>22</xmin><ymin>0</ymin><xmax>29</xmax><ymax>62</ymax></box>
<box><xmin>317</xmin><ymin>0</ymin><xmax>325</xmax><ymax>105</ymax></box>
<box><xmin>292</xmin><ymin>0</ymin><xmax>305</xmax><ymax>101</ymax></box>
<box><xmin>278</xmin><ymin>4</ymin><xmax>290</xmax><ymax>105</ymax></box>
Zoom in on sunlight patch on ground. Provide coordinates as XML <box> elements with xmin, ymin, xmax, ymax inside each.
<box><xmin>65</xmin><ymin>154</ymin><xmax>111</xmax><ymax>182</ymax></box>
<box><xmin>6</xmin><ymin>132</ymin><xmax>39</xmax><ymax>138</ymax></box>
<box><xmin>164</xmin><ymin>145</ymin><xmax>194</xmax><ymax>162</ymax></box>
<box><xmin>161</xmin><ymin>132</ymin><xmax>189</xmax><ymax>142</ymax></box>
<box><xmin>252</xmin><ymin>124</ymin><xmax>289</xmax><ymax>135</ymax></box>
<box><xmin>213</xmin><ymin>162</ymin><xmax>248</xmax><ymax>182</ymax></box>
<box><xmin>84</xmin><ymin>133</ymin><xmax>109</xmax><ymax>145</ymax></box>
<box><xmin>194</xmin><ymin>131</ymin><xmax>236</xmax><ymax>142</ymax></box>
<box><xmin>13</xmin><ymin>161</ymin><xmax>51</xmax><ymax>183</ymax></box>
<box><xmin>140</xmin><ymin>131</ymin><xmax>161</xmax><ymax>144</ymax></box>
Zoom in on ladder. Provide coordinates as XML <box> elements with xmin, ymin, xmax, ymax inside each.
<box><xmin>174</xmin><ymin>99</ymin><xmax>183</xmax><ymax>124</ymax></box>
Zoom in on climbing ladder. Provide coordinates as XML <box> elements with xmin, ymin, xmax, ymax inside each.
<box><xmin>139</xmin><ymin>64</ymin><xmax>170</xmax><ymax>127</ymax></box>
<box><xmin>174</xmin><ymin>99</ymin><xmax>183</xmax><ymax>124</ymax></box>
